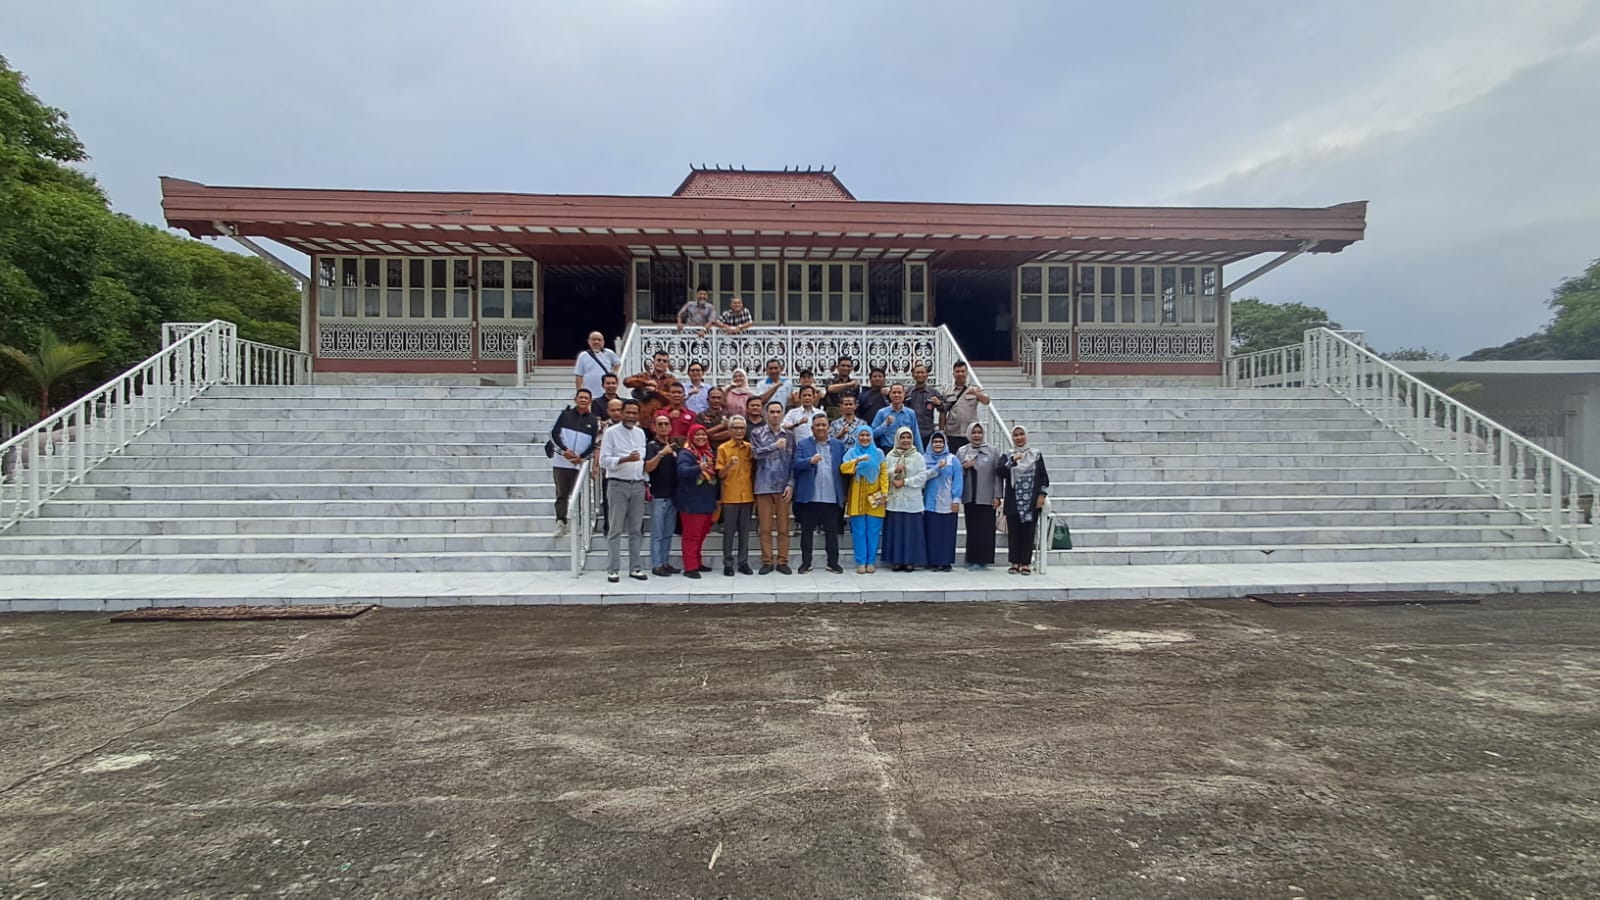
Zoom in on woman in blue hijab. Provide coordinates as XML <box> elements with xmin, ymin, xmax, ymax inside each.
<box><xmin>921</xmin><ymin>431</ymin><xmax>963</xmax><ymax>571</ymax></box>
<box><xmin>840</xmin><ymin>423</ymin><xmax>889</xmax><ymax>573</ymax></box>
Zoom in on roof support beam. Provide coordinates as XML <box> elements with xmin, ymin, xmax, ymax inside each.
<box><xmin>214</xmin><ymin>221</ymin><xmax>310</xmax><ymax>286</ymax></box>
<box><xmin>1223</xmin><ymin>240</ymin><xmax>1318</xmax><ymax>294</ymax></box>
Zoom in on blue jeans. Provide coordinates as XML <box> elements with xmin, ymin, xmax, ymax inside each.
<box><xmin>650</xmin><ymin>496</ymin><xmax>676</xmax><ymax>569</ymax></box>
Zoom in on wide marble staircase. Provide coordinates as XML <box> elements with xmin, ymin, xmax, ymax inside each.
<box><xmin>0</xmin><ymin>373</ymin><xmax>1578</xmax><ymax>579</ymax></box>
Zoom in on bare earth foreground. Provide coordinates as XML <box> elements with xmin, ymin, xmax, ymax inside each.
<box><xmin>2</xmin><ymin>596</ymin><xmax>1598</xmax><ymax>898</ymax></box>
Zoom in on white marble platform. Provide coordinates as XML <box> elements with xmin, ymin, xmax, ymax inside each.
<box><xmin>3</xmin><ymin>559</ymin><xmax>1596</xmax><ymax>613</ymax></box>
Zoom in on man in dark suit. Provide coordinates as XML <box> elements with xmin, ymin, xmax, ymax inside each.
<box><xmin>792</xmin><ymin>413</ymin><xmax>848</xmax><ymax>574</ymax></box>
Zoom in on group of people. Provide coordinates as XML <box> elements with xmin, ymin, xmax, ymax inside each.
<box><xmin>553</xmin><ymin>318</ymin><xmax>1052</xmax><ymax>584</ymax></box>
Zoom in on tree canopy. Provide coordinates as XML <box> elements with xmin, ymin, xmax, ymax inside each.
<box><xmin>0</xmin><ymin>54</ymin><xmax>299</xmax><ymax>412</ymax></box>
<box><xmin>1229</xmin><ymin>297</ymin><xmax>1339</xmax><ymax>355</ymax></box>
<box><xmin>1463</xmin><ymin>257</ymin><xmax>1600</xmax><ymax>360</ymax></box>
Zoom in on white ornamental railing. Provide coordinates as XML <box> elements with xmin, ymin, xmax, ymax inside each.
<box><xmin>1225</xmin><ymin>343</ymin><xmax>1306</xmax><ymax>388</ymax></box>
<box><xmin>630</xmin><ymin>326</ymin><xmax>939</xmax><ymax>383</ymax></box>
<box><xmin>164</xmin><ymin>321</ymin><xmax>312</xmax><ymax>386</ymax></box>
<box><xmin>1236</xmin><ymin>328</ymin><xmax>1599</xmax><ymax>557</ymax></box>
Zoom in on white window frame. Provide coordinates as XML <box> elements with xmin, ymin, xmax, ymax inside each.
<box><xmin>1018</xmin><ymin>263</ymin><xmax>1074</xmax><ymax>325</ymax></box>
<box><xmin>903</xmin><ymin>262</ymin><xmax>928</xmax><ymax>324</ymax></box>
<box><xmin>692</xmin><ymin>259</ymin><xmax>780</xmax><ymax>324</ymax></box>
<box><xmin>784</xmin><ymin>261</ymin><xmax>867</xmax><ymax>324</ymax></box>
<box><xmin>315</xmin><ymin>254</ymin><xmax>487</xmax><ymax>322</ymax></box>
<box><xmin>476</xmin><ymin>256</ymin><xmax>538</xmax><ymax>322</ymax></box>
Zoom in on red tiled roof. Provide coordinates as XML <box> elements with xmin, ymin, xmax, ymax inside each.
<box><xmin>673</xmin><ymin>168</ymin><xmax>855</xmax><ymax>201</ymax></box>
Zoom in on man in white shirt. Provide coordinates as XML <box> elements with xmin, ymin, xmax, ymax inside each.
<box><xmin>599</xmin><ymin>399</ymin><xmax>649</xmax><ymax>583</ymax></box>
<box><xmin>781</xmin><ymin>385</ymin><xmax>825</xmax><ymax>433</ymax></box>
<box><xmin>573</xmin><ymin>331</ymin><xmax>620</xmax><ymax>399</ymax></box>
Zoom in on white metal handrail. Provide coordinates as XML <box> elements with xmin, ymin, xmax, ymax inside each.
<box><xmin>1236</xmin><ymin>328</ymin><xmax>1598</xmax><ymax>556</ymax></box>
<box><xmin>2</xmin><ymin>320</ymin><xmax>235</xmax><ymax>528</ymax></box>
<box><xmin>1226</xmin><ymin>344</ymin><xmax>1306</xmax><ymax>388</ymax></box>
<box><xmin>236</xmin><ymin>338</ymin><xmax>311</xmax><ymax>386</ymax></box>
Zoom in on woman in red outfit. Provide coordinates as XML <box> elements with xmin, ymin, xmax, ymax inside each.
<box><xmin>673</xmin><ymin>424</ymin><xmax>720</xmax><ymax>578</ymax></box>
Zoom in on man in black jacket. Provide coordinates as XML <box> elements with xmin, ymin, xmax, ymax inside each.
<box><xmin>548</xmin><ymin>389</ymin><xmax>601</xmax><ymax>538</ymax></box>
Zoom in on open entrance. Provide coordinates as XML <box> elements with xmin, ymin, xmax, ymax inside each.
<box><xmin>933</xmin><ymin>269</ymin><xmax>1013</xmax><ymax>362</ymax></box>
<box><xmin>542</xmin><ymin>265</ymin><xmax>627</xmax><ymax>360</ymax></box>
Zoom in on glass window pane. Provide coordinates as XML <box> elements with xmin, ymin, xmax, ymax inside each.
<box><xmin>698</xmin><ymin>263</ymin><xmax>713</xmax><ymax>292</ymax></box>
<box><xmin>1020</xmin><ymin>266</ymin><xmax>1041</xmax><ymax>294</ymax></box>
<box><xmin>342</xmin><ymin>288</ymin><xmax>358</xmax><ymax>317</ymax></box>
<box><xmin>431</xmin><ymin>259</ymin><xmax>447</xmax><ymax>288</ymax></box>
<box><xmin>482</xmin><ymin>290</ymin><xmax>506</xmax><ymax>318</ymax></box>
<box><xmin>808</xmin><ymin>295</ymin><xmax>823</xmax><ymax>321</ymax></box>
<box><xmin>410</xmin><ymin>288</ymin><xmax>426</xmax><ymax>318</ymax></box>
<box><xmin>761</xmin><ymin>263</ymin><xmax>776</xmax><ymax>291</ymax></box>
<box><xmin>1200</xmin><ymin>293</ymin><xmax>1217</xmax><ymax>323</ymax></box>
<box><xmin>809</xmin><ymin>264</ymin><xmax>823</xmax><ymax>293</ymax></box>
<box><xmin>432</xmin><ymin>289</ymin><xmax>447</xmax><ymax>318</ymax></box>
<box><xmin>1021</xmin><ymin>295</ymin><xmax>1042</xmax><ymax>322</ymax></box>
<box><xmin>341</xmin><ymin>258</ymin><xmax>359</xmax><ymax>288</ymax></box>
<box><xmin>849</xmin><ymin>265</ymin><xmax>864</xmax><ymax>292</ymax></box>
<box><xmin>1202</xmin><ymin>267</ymin><xmax>1217</xmax><ymax>294</ymax></box>
<box><xmin>719</xmin><ymin>263</ymin><xmax>734</xmax><ymax>291</ymax></box>
<box><xmin>410</xmin><ymin>258</ymin><xmax>425</xmax><ymax>288</ymax></box>
<box><xmin>634</xmin><ymin>260</ymin><xmax>650</xmax><ymax>290</ymax></box>
<box><xmin>1121</xmin><ymin>296</ymin><xmax>1135</xmax><ymax>322</ymax></box>
<box><xmin>512</xmin><ymin>260</ymin><xmax>535</xmax><ymax>290</ymax></box>
<box><xmin>828</xmin><ymin>293</ymin><xmax>843</xmax><ymax>320</ymax></box>
<box><xmin>1101</xmin><ymin>296</ymin><xmax>1116</xmax><ymax>322</ymax></box>
<box><xmin>513</xmin><ymin>290</ymin><xmax>535</xmax><ymax>319</ymax></box>
<box><xmin>386</xmin><ymin>258</ymin><xmax>404</xmax><ymax>288</ymax></box>
<box><xmin>318</xmin><ymin>285</ymin><xmax>335</xmax><ymax>316</ymax></box>
<box><xmin>909</xmin><ymin>295</ymin><xmax>925</xmax><ymax>323</ymax></box>
<box><xmin>481</xmin><ymin>260</ymin><xmax>505</xmax><ymax>289</ymax></box>
<box><xmin>740</xmin><ymin>263</ymin><xmax>755</xmax><ymax>291</ymax></box>
<box><xmin>760</xmin><ymin>292</ymin><xmax>777</xmax><ymax>321</ymax></box>
<box><xmin>1079</xmin><ymin>295</ymin><xmax>1094</xmax><ymax>323</ymax></box>
<box><xmin>1141</xmin><ymin>296</ymin><xmax>1156</xmax><ymax>322</ymax></box>
<box><xmin>828</xmin><ymin>264</ymin><xmax>843</xmax><ymax>291</ymax></box>
<box><xmin>1050</xmin><ymin>265</ymin><xmax>1074</xmax><ymax>294</ymax></box>
<box><xmin>453</xmin><ymin>290</ymin><xmax>469</xmax><ymax>318</ymax></box>
<box><xmin>318</xmin><ymin>257</ymin><xmax>336</xmax><ymax>288</ymax></box>
<box><xmin>787</xmin><ymin>264</ymin><xmax>802</xmax><ymax>291</ymax></box>
<box><xmin>1052</xmin><ymin>295</ymin><xmax>1074</xmax><ymax>322</ymax></box>
<box><xmin>849</xmin><ymin>292</ymin><xmax>865</xmax><ymax>322</ymax></box>
<box><xmin>364</xmin><ymin>289</ymin><xmax>380</xmax><ymax>317</ymax></box>
<box><xmin>634</xmin><ymin>290</ymin><xmax>651</xmax><ymax>322</ymax></box>
<box><xmin>364</xmin><ymin>258</ymin><xmax>381</xmax><ymax>288</ymax></box>
<box><xmin>909</xmin><ymin>264</ymin><xmax>925</xmax><ymax>293</ymax></box>
<box><xmin>453</xmin><ymin>259</ymin><xmax>471</xmax><ymax>288</ymax></box>
<box><xmin>1121</xmin><ymin>267</ymin><xmax>1135</xmax><ymax>293</ymax></box>
<box><xmin>386</xmin><ymin>289</ymin><xmax>403</xmax><ymax>318</ymax></box>
<box><xmin>1141</xmin><ymin>267</ymin><xmax>1156</xmax><ymax>295</ymax></box>
<box><xmin>1181</xmin><ymin>267</ymin><xmax>1196</xmax><ymax>296</ymax></box>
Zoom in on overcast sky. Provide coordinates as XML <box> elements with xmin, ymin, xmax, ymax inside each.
<box><xmin>8</xmin><ymin>0</ymin><xmax>1600</xmax><ymax>356</ymax></box>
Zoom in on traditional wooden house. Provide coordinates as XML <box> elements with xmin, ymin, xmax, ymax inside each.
<box><xmin>161</xmin><ymin>167</ymin><xmax>1365</xmax><ymax>379</ymax></box>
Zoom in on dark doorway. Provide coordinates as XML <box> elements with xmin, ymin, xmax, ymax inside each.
<box><xmin>933</xmin><ymin>269</ymin><xmax>1013</xmax><ymax>362</ymax></box>
<box><xmin>543</xmin><ymin>265</ymin><xmax>627</xmax><ymax>360</ymax></box>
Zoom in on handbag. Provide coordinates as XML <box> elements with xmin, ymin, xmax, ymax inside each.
<box><xmin>544</xmin><ymin>439</ymin><xmax>557</xmax><ymax>459</ymax></box>
<box><xmin>1049</xmin><ymin>514</ymin><xmax>1073</xmax><ymax>551</ymax></box>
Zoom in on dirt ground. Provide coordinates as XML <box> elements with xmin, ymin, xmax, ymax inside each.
<box><xmin>1</xmin><ymin>595</ymin><xmax>1598</xmax><ymax>899</ymax></box>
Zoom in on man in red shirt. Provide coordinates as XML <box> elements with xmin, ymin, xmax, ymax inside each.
<box><xmin>665</xmin><ymin>382</ymin><xmax>697</xmax><ymax>442</ymax></box>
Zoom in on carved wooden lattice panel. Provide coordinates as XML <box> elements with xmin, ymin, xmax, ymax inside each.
<box><xmin>317</xmin><ymin>323</ymin><xmax>473</xmax><ymax>359</ymax></box>
<box><xmin>1076</xmin><ymin>328</ymin><xmax>1217</xmax><ymax>363</ymax></box>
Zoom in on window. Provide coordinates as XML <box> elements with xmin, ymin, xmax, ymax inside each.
<box><xmin>633</xmin><ymin>259</ymin><xmax>652</xmax><ymax>322</ymax></box>
<box><xmin>692</xmin><ymin>260</ymin><xmax>779</xmax><ymax>323</ymax></box>
<box><xmin>313</xmin><ymin>255</ymin><xmax>535</xmax><ymax>320</ymax></box>
<box><xmin>785</xmin><ymin>262</ymin><xmax>866</xmax><ymax>324</ymax></box>
<box><xmin>1076</xmin><ymin>264</ymin><xmax>1219</xmax><ymax>325</ymax></box>
<box><xmin>904</xmin><ymin>263</ymin><xmax>927</xmax><ymax>324</ymax></box>
<box><xmin>1018</xmin><ymin>264</ymin><xmax>1073</xmax><ymax>324</ymax></box>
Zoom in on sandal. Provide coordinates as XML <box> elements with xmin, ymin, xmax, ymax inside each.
<box><xmin>1019</xmin><ymin>566</ymin><xmax>1032</xmax><ymax>576</ymax></box>
<box><xmin>1007</xmin><ymin>565</ymin><xmax>1020</xmax><ymax>575</ymax></box>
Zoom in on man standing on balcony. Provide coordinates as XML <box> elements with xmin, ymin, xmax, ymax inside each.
<box><xmin>941</xmin><ymin>360</ymin><xmax>991</xmax><ymax>453</ymax></box>
<box><xmin>906</xmin><ymin>363</ymin><xmax>944</xmax><ymax>442</ymax></box>
<box><xmin>716</xmin><ymin>295</ymin><xmax>754</xmax><ymax>333</ymax></box>
<box><xmin>872</xmin><ymin>383</ymin><xmax>921</xmax><ymax>452</ymax></box>
<box><xmin>750</xmin><ymin>400</ymin><xmax>796</xmax><ymax>574</ymax></box>
<box><xmin>548</xmin><ymin>388</ymin><xmax>600</xmax><ymax>539</ymax></box>
<box><xmin>823</xmin><ymin>355</ymin><xmax>860</xmax><ymax>418</ymax></box>
<box><xmin>574</xmin><ymin>331</ymin><xmax>620</xmax><ymax>400</ymax></box>
<box><xmin>678</xmin><ymin>288</ymin><xmax>717</xmax><ymax>335</ymax></box>
<box><xmin>857</xmin><ymin>366</ymin><xmax>889</xmax><ymax>425</ymax></box>
<box><xmin>599</xmin><ymin>399</ymin><xmax>649</xmax><ymax>584</ymax></box>
<box><xmin>757</xmin><ymin>358</ymin><xmax>792</xmax><ymax>410</ymax></box>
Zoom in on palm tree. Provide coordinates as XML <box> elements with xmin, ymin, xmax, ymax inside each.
<box><xmin>0</xmin><ymin>329</ymin><xmax>105</xmax><ymax>418</ymax></box>
<box><xmin>0</xmin><ymin>391</ymin><xmax>41</xmax><ymax>428</ymax></box>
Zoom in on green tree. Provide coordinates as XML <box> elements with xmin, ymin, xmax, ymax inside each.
<box><xmin>0</xmin><ymin>54</ymin><xmax>298</xmax><ymax>411</ymax></box>
<box><xmin>1380</xmin><ymin>347</ymin><xmax>1452</xmax><ymax>361</ymax></box>
<box><xmin>0</xmin><ymin>328</ymin><xmax>105</xmax><ymax>418</ymax></box>
<box><xmin>1230</xmin><ymin>297</ymin><xmax>1340</xmax><ymax>354</ymax></box>
<box><xmin>1463</xmin><ymin>257</ymin><xmax>1600</xmax><ymax>360</ymax></box>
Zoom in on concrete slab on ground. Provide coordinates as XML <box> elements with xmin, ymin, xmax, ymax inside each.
<box><xmin>1</xmin><ymin>597</ymin><xmax>1597</xmax><ymax>896</ymax></box>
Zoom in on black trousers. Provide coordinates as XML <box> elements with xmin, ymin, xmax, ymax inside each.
<box><xmin>797</xmin><ymin>501</ymin><xmax>842</xmax><ymax>567</ymax></box>
<box><xmin>963</xmin><ymin>502</ymin><xmax>996</xmax><ymax>565</ymax></box>
<box><xmin>553</xmin><ymin>467</ymin><xmax>579</xmax><ymax>523</ymax></box>
<box><xmin>1006</xmin><ymin>513</ymin><xmax>1038</xmax><ymax>566</ymax></box>
<box><xmin>946</xmin><ymin>435</ymin><xmax>968</xmax><ymax>453</ymax></box>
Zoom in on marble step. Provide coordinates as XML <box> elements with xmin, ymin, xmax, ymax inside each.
<box><xmin>91</xmin><ymin>468</ymin><xmax>558</xmax><ymax>485</ymax></box>
<box><xmin>201</xmin><ymin>387</ymin><xmax>557</xmax><ymax>399</ymax></box>
<box><xmin>987</xmin><ymin>399</ymin><xmax>1358</xmax><ymax>411</ymax></box>
<box><xmin>100</xmin><ymin>454</ymin><xmax>559</xmax><ymax>471</ymax></box>
<box><xmin>1062</xmin><ymin>465</ymin><xmax>1458</xmax><ymax>482</ymax></box>
<box><xmin>1068</xmin><ymin>524</ymin><xmax>1547</xmax><ymax>548</ymax></box>
<box><xmin>1049</xmin><ymin>542</ymin><xmax>1574</xmax><ymax>566</ymax></box>
<box><xmin>985</xmin><ymin>387</ymin><xmax>1331</xmax><ymax>398</ymax></box>
<box><xmin>0</xmin><ymin>551</ymin><xmax>575</xmax><ymax>575</ymax></box>
<box><xmin>54</xmin><ymin>484</ymin><xmax>554</xmax><ymax>501</ymax></box>
<box><xmin>166</xmin><ymin>415</ymin><xmax>591</xmax><ymax>430</ymax></box>
<box><xmin>35</xmin><ymin>499</ymin><xmax>552</xmax><ymax>519</ymax></box>
<box><xmin>113</xmin><ymin>442</ymin><xmax>551</xmax><ymax>458</ymax></box>
<box><xmin>1019</xmin><ymin>428</ymin><xmax>1396</xmax><ymax>441</ymax></box>
<box><xmin>1051</xmin><ymin>452</ymin><xmax>1436</xmax><ymax>468</ymax></box>
<box><xmin>175</xmin><ymin>405</ymin><xmax>572</xmax><ymax>419</ymax></box>
<box><xmin>1066</xmin><ymin>509</ymin><xmax>1526</xmax><ymax>529</ymax></box>
<box><xmin>140</xmin><ymin>430</ymin><xmax>564</xmax><ymax>444</ymax></box>
<box><xmin>1038</xmin><ymin>440</ymin><xmax>1418</xmax><ymax>455</ymax></box>
<box><xmin>1054</xmin><ymin>493</ymin><xmax>1502</xmax><ymax>512</ymax></box>
<box><xmin>0</xmin><ymin>532</ymin><xmax>579</xmax><ymax>554</ymax></box>
<box><xmin>1055</xmin><ymin>479</ymin><xmax>1477</xmax><ymax>496</ymax></box>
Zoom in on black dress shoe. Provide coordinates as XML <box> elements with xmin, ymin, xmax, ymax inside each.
<box><xmin>797</xmin><ymin>564</ymin><xmax>813</xmax><ymax>574</ymax></box>
<box><xmin>758</xmin><ymin>563</ymin><xmax>775</xmax><ymax>575</ymax></box>
<box><xmin>738</xmin><ymin>563</ymin><xmax>754</xmax><ymax>576</ymax></box>
<box><xmin>699</xmin><ymin>565</ymin><xmax>714</xmax><ymax>573</ymax></box>
<box><xmin>825</xmin><ymin>564</ymin><xmax>844</xmax><ymax>574</ymax></box>
<box><xmin>724</xmin><ymin>565</ymin><xmax>735</xmax><ymax>577</ymax></box>
<box><xmin>776</xmin><ymin>563</ymin><xmax>792</xmax><ymax>575</ymax></box>
<box><xmin>685</xmin><ymin>570</ymin><xmax>701</xmax><ymax>579</ymax></box>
